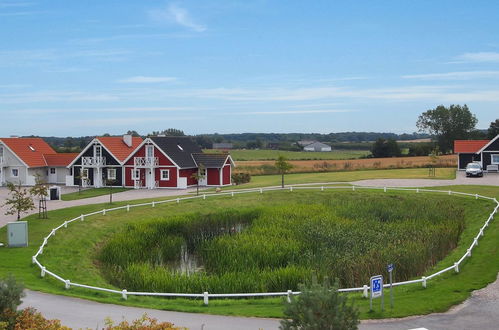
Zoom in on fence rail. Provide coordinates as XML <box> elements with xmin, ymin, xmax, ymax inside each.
<box><xmin>32</xmin><ymin>185</ymin><xmax>498</xmax><ymax>305</ymax></box>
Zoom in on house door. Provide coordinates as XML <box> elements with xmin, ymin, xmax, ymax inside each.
<box><xmin>198</xmin><ymin>168</ymin><xmax>207</xmax><ymax>186</ymax></box>
<box><xmin>48</xmin><ymin>168</ymin><xmax>57</xmax><ymax>183</ymax></box>
<box><xmin>145</xmin><ymin>169</ymin><xmax>155</xmax><ymax>189</ymax></box>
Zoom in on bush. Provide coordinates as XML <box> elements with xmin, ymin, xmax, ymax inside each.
<box><xmin>0</xmin><ymin>275</ymin><xmax>25</xmax><ymax>314</ymax></box>
<box><xmin>280</xmin><ymin>278</ymin><xmax>359</xmax><ymax>330</ymax></box>
<box><xmin>104</xmin><ymin>313</ymin><xmax>186</xmax><ymax>329</ymax></box>
<box><xmin>12</xmin><ymin>307</ymin><xmax>70</xmax><ymax>330</ymax></box>
<box><xmin>231</xmin><ymin>172</ymin><xmax>251</xmax><ymax>185</ymax></box>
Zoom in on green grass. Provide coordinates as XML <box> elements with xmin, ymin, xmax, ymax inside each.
<box><xmin>61</xmin><ymin>187</ymin><xmax>130</xmax><ymax>201</ymax></box>
<box><xmin>210</xmin><ymin>149</ymin><xmax>370</xmax><ymax>161</ymax></box>
<box><xmin>98</xmin><ymin>194</ymin><xmax>466</xmax><ymax>294</ymax></box>
<box><xmin>224</xmin><ymin>167</ymin><xmax>456</xmax><ymax>190</ymax></box>
<box><xmin>0</xmin><ymin>184</ymin><xmax>497</xmax><ymax>320</ymax></box>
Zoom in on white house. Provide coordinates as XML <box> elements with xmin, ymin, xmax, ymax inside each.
<box><xmin>303</xmin><ymin>142</ymin><xmax>332</xmax><ymax>152</ymax></box>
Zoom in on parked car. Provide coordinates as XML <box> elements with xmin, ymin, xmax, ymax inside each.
<box><xmin>465</xmin><ymin>162</ymin><xmax>483</xmax><ymax>177</ymax></box>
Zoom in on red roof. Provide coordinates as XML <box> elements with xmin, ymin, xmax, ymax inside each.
<box><xmin>454</xmin><ymin>140</ymin><xmax>489</xmax><ymax>153</ymax></box>
<box><xmin>0</xmin><ymin>138</ymin><xmax>56</xmax><ymax>167</ymax></box>
<box><xmin>97</xmin><ymin>137</ymin><xmax>143</xmax><ymax>162</ymax></box>
<box><xmin>44</xmin><ymin>153</ymin><xmax>79</xmax><ymax>167</ymax></box>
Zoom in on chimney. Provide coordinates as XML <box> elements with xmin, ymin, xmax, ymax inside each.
<box><xmin>123</xmin><ymin>134</ymin><xmax>133</xmax><ymax>147</ymax></box>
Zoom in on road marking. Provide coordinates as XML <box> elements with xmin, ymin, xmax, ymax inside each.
<box><xmin>408</xmin><ymin>328</ymin><xmax>429</xmax><ymax>330</ymax></box>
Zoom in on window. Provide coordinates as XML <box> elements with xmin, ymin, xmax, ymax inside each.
<box><xmin>0</xmin><ymin>146</ymin><xmax>3</xmax><ymax>157</ymax></box>
<box><xmin>146</xmin><ymin>145</ymin><xmax>154</xmax><ymax>158</ymax></box>
<box><xmin>50</xmin><ymin>168</ymin><xmax>56</xmax><ymax>174</ymax></box>
<box><xmin>132</xmin><ymin>169</ymin><xmax>140</xmax><ymax>180</ymax></box>
<box><xmin>95</xmin><ymin>145</ymin><xmax>102</xmax><ymax>158</ymax></box>
<box><xmin>107</xmin><ymin>168</ymin><xmax>117</xmax><ymax>180</ymax></box>
<box><xmin>160</xmin><ymin>169</ymin><xmax>170</xmax><ymax>180</ymax></box>
<box><xmin>28</xmin><ymin>145</ymin><xmax>35</xmax><ymax>151</ymax></box>
<box><xmin>177</xmin><ymin>144</ymin><xmax>184</xmax><ymax>151</ymax></box>
<box><xmin>11</xmin><ymin>168</ymin><xmax>19</xmax><ymax>177</ymax></box>
<box><xmin>492</xmin><ymin>154</ymin><xmax>499</xmax><ymax>164</ymax></box>
<box><xmin>81</xmin><ymin>168</ymin><xmax>89</xmax><ymax>179</ymax></box>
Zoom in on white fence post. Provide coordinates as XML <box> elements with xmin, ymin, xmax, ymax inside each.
<box><xmin>321</xmin><ymin>186</ymin><xmax>324</xmax><ymax>191</ymax></box>
<box><xmin>454</xmin><ymin>262</ymin><xmax>459</xmax><ymax>273</ymax></box>
<box><xmin>80</xmin><ymin>214</ymin><xmax>84</xmax><ymax>221</ymax></box>
<box><xmin>103</xmin><ymin>209</ymin><xmax>106</xmax><ymax>215</ymax></box>
<box><xmin>352</xmin><ymin>186</ymin><xmax>355</xmax><ymax>191</ymax></box>
<box><xmin>203</xmin><ymin>292</ymin><xmax>209</xmax><ymax>305</ymax></box>
<box><xmin>31</xmin><ymin>256</ymin><xmax>36</xmax><ymax>264</ymax></box>
<box><xmin>287</xmin><ymin>290</ymin><xmax>293</xmax><ymax>303</ymax></box>
<box><xmin>176</xmin><ymin>198</ymin><xmax>180</xmax><ymax>203</ymax></box>
<box><xmin>362</xmin><ymin>285</ymin><xmax>368</xmax><ymax>298</ymax></box>
<box><xmin>467</xmin><ymin>249</ymin><xmax>472</xmax><ymax>257</ymax></box>
<box><xmin>384</xmin><ymin>187</ymin><xmax>387</xmax><ymax>193</ymax></box>
<box><xmin>475</xmin><ymin>194</ymin><xmax>479</xmax><ymax>200</ymax></box>
<box><xmin>65</xmin><ymin>280</ymin><xmax>71</xmax><ymax>289</ymax></box>
<box><xmin>416</xmin><ymin>188</ymin><xmax>419</xmax><ymax>193</ymax></box>
<box><xmin>231</xmin><ymin>192</ymin><xmax>234</xmax><ymax>197</ymax></box>
<box><xmin>51</xmin><ymin>229</ymin><xmax>55</xmax><ymax>236</ymax></box>
<box><xmin>64</xmin><ymin>221</ymin><xmax>68</xmax><ymax>228</ymax></box>
<box><xmin>422</xmin><ymin>276</ymin><xmax>426</xmax><ymax>288</ymax></box>
<box><xmin>41</xmin><ymin>267</ymin><xmax>46</xmax><ymax>278</ymax></box>
<box><xmin>152</xmin><ymin>201</ymin><xmax>155</xmax><ymax>207</ymax></box>
<box><xmin>122</xmin><ymin>289</ymin><xmax>127</xmax><ymax>300</ymax></box>
<box><xmin>260</xmin><ymin>188</ymin><xmax>263</xmax><ymax>194</ymax></box>
<box><xmin>290</xmin><ymin>186</ymin><xmax>293</xmax><ymax>192</ymax></box>
<box><xmin>474</xmin><ymin>238</ymin><xmax>478</xmax><ymax>246</ymax></box>
<box><xmin>203</xmin><ymin>194</ymin><xmax>206</xmax><ymax>200</ymax></box>
<box><xmin>448</xmin><ymin>190</ymin><xmax>452</xmax><ymax>195</ymax></box>
<box><xmin>127</xmin><ymin>205</ymin><xmax>130</xmax><ymax>212</ymax></box>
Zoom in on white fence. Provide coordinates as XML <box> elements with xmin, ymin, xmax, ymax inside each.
<box><xmin>32</xmin><ymin>185</ymin><xmax>499</xmax><ymax>305</ymax></box>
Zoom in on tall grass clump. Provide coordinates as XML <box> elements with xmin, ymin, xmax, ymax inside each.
<box><xmin>97</xmin><ymin>192</ymin><xmax>466</xmax><ymax>293</ymax></box>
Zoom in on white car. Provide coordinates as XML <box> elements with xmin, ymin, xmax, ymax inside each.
<box><xmin>465</xmin><ymin>162</ymin><xmax>483</xmax><ymax>177</ymax></box>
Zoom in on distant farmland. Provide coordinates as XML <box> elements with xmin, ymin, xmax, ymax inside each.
<box><xmin>235</xmin><ymin>155</ymin><xmax>457</xmax><ymax>175</ymax></box>
<box><xmin>210</xmin><ymin>149</ymin><xmax>370</xmax><ymax>161</ymax></box>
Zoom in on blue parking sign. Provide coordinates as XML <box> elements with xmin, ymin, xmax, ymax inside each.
<box><xmin>370</xmin><ymin>275</ymin><xmax>383</xmax><ymax>299</ymax></box>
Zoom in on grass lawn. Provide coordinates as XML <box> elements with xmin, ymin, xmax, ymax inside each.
<box><xmin>0</xmin><ymin>183</ymin><xmax>497</xmax><ymax>320</ymax></box>
<box><xmin>210</xmin><ymin>149</ymin><xmax>370</xmax><ymax>161</ymax></box>
<box><xmin>61</xmin><ymin>187</ymin><xmax>130</xmax><ymax>201</ymax></box>
<box><xmin>223</xmin><ymin>167</ymin><xmax>456</xmax><ymax>190</ymax></box>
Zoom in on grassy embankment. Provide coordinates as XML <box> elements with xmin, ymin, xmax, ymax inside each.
<box><xmin>61</xmin><ymin>188</ymin><xmax>130</xmax><ymax>201</ymax></box>
<box><xmin>0</xmin><ymin>184</ymin><xmax>497</xmax><ymax>319</ymax></box>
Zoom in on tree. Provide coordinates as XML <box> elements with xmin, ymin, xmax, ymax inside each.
<box><xmin>416</xmin><ymin>104</ymin><xmax>478</xmax><ymax>153</ymax></box>
<box><xmin>126</xmin><ymin>130</ymin><xmax>141</xmax><ymax>137</ymax></box>
<box><xmin>75</xmin><ymin>170</ymin><xmax>88</xmax><ymax>194</ymax></box>
<box><xmin>275</xmin><ymin>156</ymin><xmax>293</xmax><ymax>188</ymax></box>
<box><xmin>371</xmin><ymin>138</ymin><xmax>401</xmax><ymax>158</ymax></box>
<box><xmin>105</xmin><ymin>179</ymin><xmax>117</xmax><ymax>204</ymax></box>
<box><xmin>488</xmin><ymin>119</ymin><xmax>499</xmax><ymax>139</ymax></box>
<box><xmin>0</xmin><ymin>275</ymin><xmax>25</xmax><ymax>314</ymax></box>
<box><xmin>29</xmin><ymin>174</ymin><xmax>48</xmax><ymax>219</ymax></box>
<box><xmin>3</xmin><ymin>182</ymin><xmax>35</xmax><ymax>221</ymax></box>
<box><xmin>190</xmin><ymin>164</ymin><xmax>206</xmax><ymax>196</ymax></box>
<box><xmin>280</xmin><ymin>278</ymin><xmax>359</xmax><ymax>330</ymax></box>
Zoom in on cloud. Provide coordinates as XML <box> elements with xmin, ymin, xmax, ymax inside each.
<box><xmin>236</xmin><ymin>109</ymin><xmax>354</xmax><ymax>115</ymax></box>
<box><xmin>453</xmin><ymin>52</ymin><xmax>499</xmax><ymax>63</ymax></box>
<box><xmin>149</xmin><ymin>3</ymin><xmax>206</xmax><ymax>32</ymax></box>
<box><xmin>15</xmin><ymin>106</ymin><xmax>196</xmax><ymax>115</ymax></box>
<box><xmin>117</xmin><ymin>76</ymin><xmax>177</xmax><ymax>84</ymax></box>
<box><xmin>0</xmin><ymin>1</ymin><xmax>34</xmax><ymax>8</ymax></box>
<box><xmin>402</xmin><ymin>71</ymin><xmax>499</xmax><ymax>80</ymax></box>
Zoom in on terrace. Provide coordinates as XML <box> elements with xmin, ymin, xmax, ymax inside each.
<box><xmin>81</xmin><ymin>157</ymin><xmax>106</xmax><ymax>167</ymax></box>
<box><xmin>134</xmin><ymin>157</ymin><xmax>159</xmax><ymax>167</ymax></box>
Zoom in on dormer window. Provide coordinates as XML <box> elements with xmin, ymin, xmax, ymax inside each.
<box><xmin>29</xmin><ymin>145</ymin><xmax>35</xmax><ymax>152</ymax></box>
<box><xmin>177</xmin><ymin>144</ymin><xmax>183</xmax><ymax>151</ymax></box>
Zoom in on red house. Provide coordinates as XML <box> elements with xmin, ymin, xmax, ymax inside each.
<box><xmin>123</xmin><ymin>136</ymin><xmax>234</xmax><ymax>189</ymax></box>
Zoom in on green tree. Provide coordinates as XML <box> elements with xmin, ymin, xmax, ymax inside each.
<box><xmin>190</xmin><ymin>164</ymin><xmax>206</xmax><ymax>196</ymax></box>
<box><xmin>488</xmin><ymin>119</ymin><xmax>499</xmax><ymax>139</ymax></box>
<box><xmin>371</xmin><ymin>138</ymin><xmax>401</xmax><ymax>158</ymax></box>
<box><xmin>126</xmin><ymin>130</ymin><xmax>141</xmax><ymax>137</ymax></box>
<box><xmin>0</xmin><ymin>275</ymin><xmax>25</xmax><ymax>314</ymax></box>
<box><xmin>105</xmin><ymin>179</ymin><xmax>117</xmax><ymax>204</ymax></box>
<box><xmin>3</xmin><ymin>182</ymin><xmax>35</xmax><ymax>221</ymax></box>
<box><xmin>275</xmin><ymin>156</ymin><xmax>293</xmax><ymax>188</ymax></box>
<box><xmin>280</xmin><ymin>278</ymin><xmax>359</xmax><ymax>330</ymax></box>
<box><xmin>416</xmin><ymin>104</ymin><xmax>478</xmax><ymax>153</ymax></box>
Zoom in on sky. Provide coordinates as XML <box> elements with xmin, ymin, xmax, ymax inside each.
<box><xmin>1</xmin><ymin>0</ymin><xmax>499</xmax><ymax>136</ymax></box>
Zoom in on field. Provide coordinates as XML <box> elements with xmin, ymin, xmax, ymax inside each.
<box><xmin>98</xmin><ymin>193</ymin><xmax>465</xmax><ymax>294</ymax></box>
<box><xmin>209</xmin><ymin>149</ymin><xmax>370</xmax><ymax>161</ymax></box>
<box><xmin>236</xmin><ymin>154</ymin><xmax>456</xmax><ymax>175</ymax></box>
<box><xmin>0</xmin><ymin>183</ymin><xmax>497</xmax><ymax>320</ymax></box>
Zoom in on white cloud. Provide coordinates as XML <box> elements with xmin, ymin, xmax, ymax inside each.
<box><xmin>149</xmin><ymin>3</ymin><xmax>206</xmax><ymax>32</ymax></box>
<box><xmin>454</xmin><ymin>52</ymin><xmax>499</xmax><ymax>63</ymax></box>
<box><xmin>402</xmin><ymin>71</ymin><xmax>499</xmax><ymax>80</ymax></box>
<box><xmin>236</xmin><ymin>109</ymin><xmax>354</xmax><ymax>115</ymax></box>
<box><xmin>117</xmin><ymin>76</ymin><xmax>177</xmax><ymax>83</ymax></box>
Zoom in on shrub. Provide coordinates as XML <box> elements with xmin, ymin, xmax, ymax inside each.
<box><xmin>280</xmin><ymin>278</ymin><xmax>359</xmax><ymax>330</ymax></box>
<box><xmin>231</xmin><ymin>172</ymin><xmax>251</xmax><ymax>185</ymax></box>
<box><xmin>104</xmin><ymin>313</ymin><xmax>186</xmax><ymax>330</ymax></box>
<box><xmin>13</xmin><ymin>307</ymin><xmax>70</xmax><ymax>330</ymax></box>
<box><xmin>0</xmin><ymin>275</ymin><xmax>25</xmax><ymax>314</ymax></box>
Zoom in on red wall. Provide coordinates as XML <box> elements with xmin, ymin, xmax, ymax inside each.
<box><xmin>207</xmin><ymin>168</ymin><xmax>220</xmax><ymax>185</ymax></box>
<box><xmin>179</xmin><ymin>168</ymin><xmax>198</xmax><ymax>186</ymax></box>
<box><xmin>125</xmin><ymin>167</ymin><xmax>146</xmax><ymax>187</ymax></box>
<box><xmin>125</xmin><ymin>144</ymin><xmax>175</xmax><ymax>167</ymax></box>
<box><xmin>155</xmin><ymin>167</ymin><xmax>177</xmax><ymax>187</ymax></box>
<box><xmin>222</xmin><ymin>165</ymin><xmax>231</xmax><ymax>185</ymax></box>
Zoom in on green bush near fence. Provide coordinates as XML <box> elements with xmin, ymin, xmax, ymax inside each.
<box><xmin>98</xmin><ymin>193</ymin><xmax>466</xmax><ymax>294</ymax></box>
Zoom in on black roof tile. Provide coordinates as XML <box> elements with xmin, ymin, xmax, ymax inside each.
<box><xmin>150</xmin><ymin>136</ymin><xmax>202</xmax><ymax>168</ymax></box>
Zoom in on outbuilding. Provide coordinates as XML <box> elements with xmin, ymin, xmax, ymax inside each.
<box><xmin>454</xmin><ymin>134</ymin><xmax>499</xmax><ymax>171</ymax></box>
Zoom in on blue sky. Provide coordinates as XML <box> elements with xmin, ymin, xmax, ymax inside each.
<box><xmin>1</xmin><ymin>0</ymin><xmax>499</xmax><ymax>136</ymax></box>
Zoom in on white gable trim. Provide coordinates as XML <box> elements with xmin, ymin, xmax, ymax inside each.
<box><xmin>0</xmin><ymin>140</ymin><xmax>30</xmax><ymax>168</ymax></box>
<box><xmin>67</xmin><ymin>138</ymin><xmax>121</xmax><ymax>167</ymax></box>
<box><xmin>476</xmin><ymin>134</ymin><xmax>499</xmax><ymax>154</ymax></box>
<box><xmin>122</xmin><ymin>138</ymin><xmax>181</xmax><ymax>168</ymax></box>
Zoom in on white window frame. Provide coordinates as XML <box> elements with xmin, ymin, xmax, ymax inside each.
<box><xmin>132</xmin><ymin>169</ymin><xmax>140</xmax><ymax>180</ymax></box>
<box><xmin>50</xmin><ymin>168</ymin><xmax>56</xmax><ymax>174</ymax></box>
<box><xmin>146</xmin><ymin>145</ymin><xmax>154</xmax><ymax>158</ymax></box>
<box><xmin>107</xmin><ymin>168</ymin><xmax>117</xmax><ymax>180</ymax></box>
<box><xmin>11</xmin><ymin>168</ymin><xmax>19</xmax><ymax>177</ymax></box>
<box><xmin>94</xmin><ymin>145</ymin><xmax>102</xmax><ymax>158</ymax></box>
<box><xmin>160</xmin><ymin>169</ymin><xmax>170</xmax><ymax>181</ymax></box>
<box><xmin>491</xmin><ymin>154</ymin><xmax>499</xmax><ymax>164</ymax></box>
<box><xmin>81</xmin><ymin>168</ymin><xmax>89</xmax><ymax>179</ymax></box>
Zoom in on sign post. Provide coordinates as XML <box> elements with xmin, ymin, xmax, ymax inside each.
<box><xmin>387</xmin><ymin>263</ymin><xmax>394</xmax><ymax>309</ymax></box>
<box><xmin>369</xmin><ymin>275</ymin><xmax>383</xmax><ymax>312</ymax></box>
